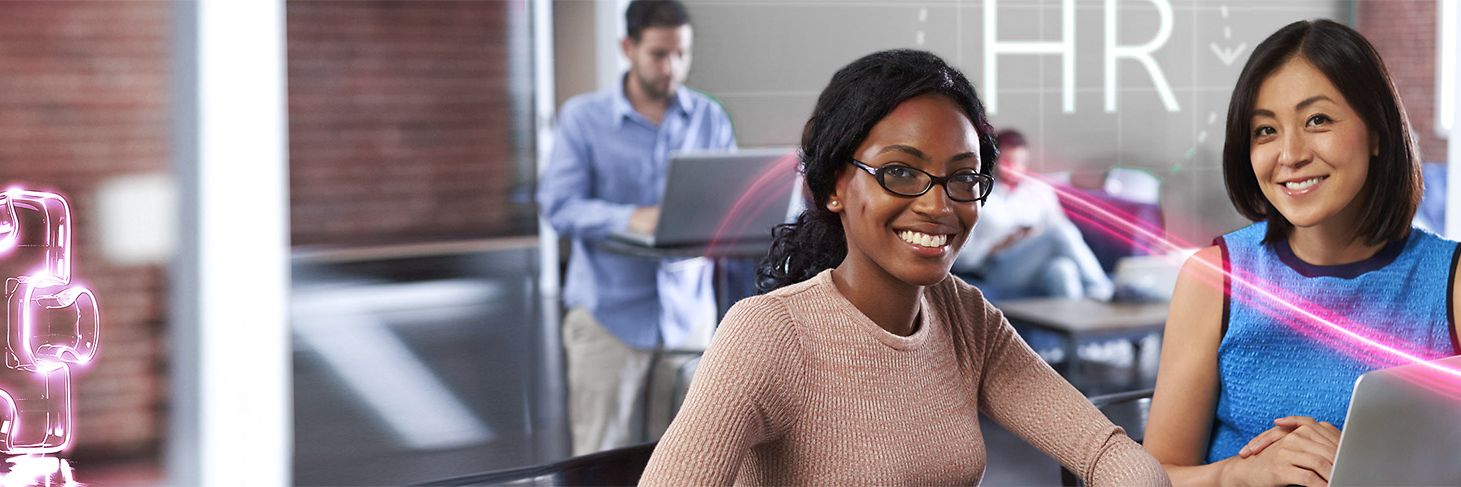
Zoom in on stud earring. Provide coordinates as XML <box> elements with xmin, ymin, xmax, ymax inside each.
<box><xmin>829</xmin><ymin>200</ymin><xmax>840</xmax><ymax>207</ymax></box>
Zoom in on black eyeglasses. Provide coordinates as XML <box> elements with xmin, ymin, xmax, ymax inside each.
<box><xmin>849</xmin><ymin>159</ymin><xmax>995</xmax><ymax>203</ymax></box>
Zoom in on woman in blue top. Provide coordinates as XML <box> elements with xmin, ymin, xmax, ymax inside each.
<box><xmin>1144</xmin><ymin>19</ymin><xmax>1461</xmax><ymax>485</ymax></box>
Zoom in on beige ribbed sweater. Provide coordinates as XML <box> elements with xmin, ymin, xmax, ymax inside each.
<box><xmin>640</xmin><ymin>270</ymin><xmax>1168</xmax><ymax>486</ymax></box>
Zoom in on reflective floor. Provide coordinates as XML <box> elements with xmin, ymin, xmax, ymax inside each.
<box><xmin>291</xmin><ymin>247</ymin><xmax>567</xmax><ymax>486</ymax></box>
<box><xmin>289</xmin><ymin>245</ymin><xmax>1157</xmax><ymax>486</ymax></box>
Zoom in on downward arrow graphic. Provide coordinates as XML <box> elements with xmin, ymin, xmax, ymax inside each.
<box><xmin>1210</xmin><ymin>42</ymin><xmax>1248</xmax><ymax>66</ymax></box>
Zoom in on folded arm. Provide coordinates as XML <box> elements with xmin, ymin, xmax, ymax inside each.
<box><xmin>974</xmin><ymin>297</ymin><xmax>1169</xmax><ymax>486</ymax></box>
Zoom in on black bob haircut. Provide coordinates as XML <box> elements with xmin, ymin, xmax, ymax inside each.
<box><xmin>1222</xmin><ymin>19</ymin><xmax>1420</xmax><ymax>246</ymax></box>
<box><xmin>625</xmin><ymin>0</ymin><xmax>691</xmax><ymax>42</ymax></box>
<box><xmin>756</xmin><ymin>49</ymin><xmax>998</xmax><ymax>293</ymax></box>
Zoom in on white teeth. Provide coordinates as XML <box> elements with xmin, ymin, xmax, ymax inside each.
<box><xmin>899</xmin><ymin>230</ymin><xmax>947</xmax><ymax>248</ymax></box>
<box><xmin>1284</xmin><ymin>176</ymin><xmax>1325</xmax><ymax>190</ymax></box>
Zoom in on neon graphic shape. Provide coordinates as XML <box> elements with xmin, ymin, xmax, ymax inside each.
<box><xmin>0</xmin><ymin>189</ymin><xmax>99</xmax><ymax>457</ymax></box>
<box><xmin>1</xmin><ymin>455</ymin><xmax>75</xmax><ymax>487</ymax></box>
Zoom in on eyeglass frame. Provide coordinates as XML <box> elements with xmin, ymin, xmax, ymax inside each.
<box><xmin>848</xmin><ymin>159</ymin><xmax>995</xmax><ymax>204</ymax></box>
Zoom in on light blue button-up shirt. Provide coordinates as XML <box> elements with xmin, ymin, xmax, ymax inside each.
<box><xmin>537</xmin><ymin>77</ymin><xmax>737</xmax><ymax>349</ymax></box>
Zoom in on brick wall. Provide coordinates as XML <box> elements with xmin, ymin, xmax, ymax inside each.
<box><xmin>1357</xmin><ymin>0</ymin><xmax>1447</xmax><ymax>162</ymax></box>
<box><xmin>287</xmin><ymin>0</ymin><xmax>522</xmax><ymax>247</ymax></box>
<box><xmin>0</xmin><ymin>1</ymin><xmax>170</xmax><ymax>460</ymax></box>
<box><xmin>0</xmin><ymin>0</ymin><xmax>528</xmax><ymax>467</ymax></box>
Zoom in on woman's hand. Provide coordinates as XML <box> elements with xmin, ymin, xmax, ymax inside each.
<box><xmin>1237</xmin><ymin>416</ymin><xmax>1340</xmax><ymax>458</ymax></box>
<box><xmin>1221</xmin><ymin>417</ymin><xmax>1341</xmax><ymax>486</ymax></box>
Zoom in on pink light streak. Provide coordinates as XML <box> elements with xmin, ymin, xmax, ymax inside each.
<box><xmin>1010</xmin><ymin>167</ymin><xmax>1461</xmax><ymax>381</ymax></box>
<box><xmin>703</xmin><ymin>155</ymin><xmax>1461</xmax><ymax>383</ymax></box>
<box><xmin>704</xmin><ymin>152</ymin><xmax>799</xmax><ymax>257</ymax></box>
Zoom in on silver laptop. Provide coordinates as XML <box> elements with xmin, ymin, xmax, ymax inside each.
<box><xmin>610</xmin><ymin>148</ymin><xmax>799</xmax><ymax>248</ymax></box>
<box><xmin>1329</xmin><ymin>354</ymin><xmax>1461</xmax><ymax>486</ymax></box>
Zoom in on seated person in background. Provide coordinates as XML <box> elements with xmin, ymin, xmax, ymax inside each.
<box><xmin>640</xmin><ymin>49</ymin><xmax>1168</xmax><ymax>486</ymax></box>
<box><xmin>953</xmin><ymin>129</ymin><xmax>1114</xmax><ymax>301</ymax></box>
<box><xmin>1143</xmin><ymin>19</ymin><xmax>1461</xmax><ymax>485</ymax></box>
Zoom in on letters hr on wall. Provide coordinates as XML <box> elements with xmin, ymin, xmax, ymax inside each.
<box><xmin>983</xmin><ymin>0</ymin><xmax>1182</xmax><ymax>114</ymax></box>
<box><xmin>0</xmin><ymin>190</ymin><xmax>100</xmax><ymax>455</ymax></box>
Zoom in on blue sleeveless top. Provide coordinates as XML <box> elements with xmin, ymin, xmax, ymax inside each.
<box><xmin>1207</xmin><ymin>222</ymin><xmax>1460</xmax><ymax>463</ymax></box>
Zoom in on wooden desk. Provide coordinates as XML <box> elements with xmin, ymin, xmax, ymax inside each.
<box><xmin>995</xmin><ymin>297</ymin><xmax>1169</xmax><ymax>383</ymax></box>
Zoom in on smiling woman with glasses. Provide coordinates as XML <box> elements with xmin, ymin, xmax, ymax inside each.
<box><xmin>640</xmin><ymin>49</ymin><xmax>1168</xmax><ymax>486</ymax></box>
<box><xmin>848</xmin><ymin>158</ymin><xmax>995</xmax><ymax>204</ymax></box>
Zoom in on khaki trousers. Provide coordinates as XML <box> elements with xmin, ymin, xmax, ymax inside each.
<box><xmin>563</xmin><ymin>308</ymin><xmax>654</xmax><ymax>456</ymax></box>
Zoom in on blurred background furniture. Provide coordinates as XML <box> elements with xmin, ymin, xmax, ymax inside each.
<box><xmin>996</xmin><ymin>298</ymin><xmax>1168</xmax><ymax>394</ymax></box>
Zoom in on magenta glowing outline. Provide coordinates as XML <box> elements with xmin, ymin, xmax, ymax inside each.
<box><xmin>0</xmin><ymin>189</ymin><xmax>100</xmax><ymax>459</ymax></box>
<box><xmin>1012</xmin><ymin>167</ymin><xmax>1461</xmax><ymax>382</ymax></box>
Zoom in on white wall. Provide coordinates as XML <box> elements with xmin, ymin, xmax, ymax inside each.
<box><xmin>681</xmin><ymin>0</ymin><xmax>1346</xmax><ymax>244</ymax></box>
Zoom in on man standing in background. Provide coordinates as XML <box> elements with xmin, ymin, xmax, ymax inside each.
<box><xmin>537</xmin><ymin>0</ymin><xmax>736</xmax><ymax>455</ymax></box>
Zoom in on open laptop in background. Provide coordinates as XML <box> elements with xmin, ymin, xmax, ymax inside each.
<box><xmin>610</xmin><ymin>148</ymin><xmax>799</xmax><ymax>248</ymax></box>
<box><xmin>1328</xmin><ymin>354</ymin><xmax>1461</xmax><ymax>486</ymax></box>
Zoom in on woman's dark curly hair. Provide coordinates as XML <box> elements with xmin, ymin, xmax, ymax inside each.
<box><xmin>756</xmin><ymin>49</ymin><xmax>999</xmax><ymax>292</ymax></box>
